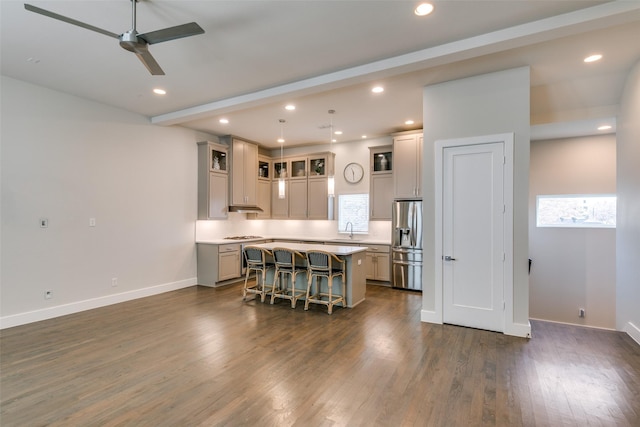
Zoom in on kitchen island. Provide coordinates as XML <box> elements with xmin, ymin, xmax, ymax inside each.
<box><xmin>251</xmin><ymin>241</ymin><xmax>368</xmax><ymax>308</ymax></box>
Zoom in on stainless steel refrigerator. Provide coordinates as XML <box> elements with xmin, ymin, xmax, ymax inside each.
<box><xmin>392</xmin><ymin>200</ymin><xmax>423</xmax><ymax>291</ymax></box>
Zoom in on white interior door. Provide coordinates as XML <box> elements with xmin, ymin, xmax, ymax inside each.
<box><xmin>442</xmin><ymin>141</ymin><xmax>505</xmax><ymax>332</ymax></box>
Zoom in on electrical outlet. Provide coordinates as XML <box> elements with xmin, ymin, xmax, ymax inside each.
<box><xmin>89</xmin><ymin>218</ymin><xmax>96</xmax><ymax>227</ymax></box>
<box><xmin>45</xmin><ymin>290</ymin><xmax>52</xmax><ymax>299</ymax></box>
<box><xmin>112</xmin><ymin>277</ymin><xmax>118</xmax><ymax>287</ymax></box>
<box><xmin>579</xmin><ymin>308</ymin><xmax>585</xmax><ymax>318</ymax></box>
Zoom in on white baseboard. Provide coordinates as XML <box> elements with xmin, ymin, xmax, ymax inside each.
<box><xmin>623</xmin><ymin>321</ymin><xmax>640</xmax><ymax>346</ymax></box>
<box><xmin>505</xmin><ymin>321</ymin><xmax>532</xmax><ymax>338</ymax></box>
<box><xmin>0</xmin><ymin>277</ymin><xmax>197</xmax><ymax>330</ymax></box>
<box><xmin>420</xmin><ymin>309</ymin><xmax>442</xmax><ymax>324</ymax></box>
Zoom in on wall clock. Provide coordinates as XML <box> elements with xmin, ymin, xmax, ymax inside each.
<box><xmin>344</xmin><ymin>162</ymin><xmax>364</xmax><ymax>184</ymax></box>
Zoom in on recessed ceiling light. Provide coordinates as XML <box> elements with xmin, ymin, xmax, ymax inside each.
<box><xmin>372</xmin><ymin>86</ymin><xmax>384</xmax><ymax>94</ymax></box>
<box><xmin>277</xmin><ymin>137</ymin><xmax>285</xmax><ymax>143</ymax></box>
<box><xmin>153</xmin><ymin>88</ymin><xmax>166</xmax><ymax>95</ymax></box>
<box><xmin>285</xmin><ymin>104</ymin><xmax>296</xmax><ymax>111</ymax></box>
<box><xmin>584</xmin><ymin>54</ymin><xmax>602</xmax><ymax>63</ymax></box>
<box><xmin>597</xmin><ymin>125</ymin><xmax>612</xmax><ymax>131</ymax></box>
<box><xmin>331</xmin><ymin>138</ymin><xmax>337</xmax><ymax>143</ymax></box>
<box><xmin>219</xmin><ymin>118</ymin><xmax>229</xmax><ymax>124</ymax></box>
<box><xmin>414</xmin><ymin>3</ymin><xmax>434</xmax><ymax>16</ymax></box>
<box><xmin>405</xmin><ymin>120</ymin><xmax>415</xmax><ymax>125</ymax></box>
<box><xmin>334</xmin><ymin>130</ymin><xmax>343</xmax><ymax>135</ymax></box>
<box><xmin>362</xmin><ymin>135</ymin><xmax>367</xmax><ymax>139</ymax></box>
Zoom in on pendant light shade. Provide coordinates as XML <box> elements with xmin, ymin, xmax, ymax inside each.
<box><xmin>278</xmin><ymin>119</ymin><xmax>286</xmax><ymax>199</ymax></box>
<box><xmin>327</xmin><ymin>109</ymin><xmax>335</xmax><ymax>198</ymax></box>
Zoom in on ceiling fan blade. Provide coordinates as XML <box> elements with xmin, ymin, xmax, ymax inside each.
<box><xmin>138</xmin><ymin>22</ymin><xmax>204</xmax><ymax>45</ymax></box>
<box><xmin>135</xmin><ymin>49</ymin><xmax>165</xmax><ymax>75</ymax></box>
<box><xmin>24</xmin><ymin>4</ymin><xmax>119</xmax><ymax>39</ymax></box>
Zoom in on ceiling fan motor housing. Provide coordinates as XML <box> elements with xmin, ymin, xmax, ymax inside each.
<box><xmin>119</xmin><ymin>30</ymin><xmax>147</xmax><ymax>52</ymax></box>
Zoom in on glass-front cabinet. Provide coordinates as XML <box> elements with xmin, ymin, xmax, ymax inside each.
<box><xmin>258</xmin><ymin>156</ymin><xmax>270</xmax><ymax>180</ymax></box>
<box><xmin>371</xmin><ymin>147</ymin><xmax>392</xmax><ymax>173</ymax></box>
<box><xmin>290</xmin><ymin>157</ymin><xmax>307</xmax><ymax>179</ymax></box>
<box><xmin>210</xmin><ymin>145</ymin><xmax>228</xmax><ymax>173</ymax></box>
<box><xmin>273</xmin><ymin>160</ymin><xmax>288</xmax><ymax>179</ymax></box>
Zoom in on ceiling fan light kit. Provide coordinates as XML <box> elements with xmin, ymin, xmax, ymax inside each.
<box><xmin>24</xmin><ymin>0</ymin><xmax>204</xmax><ymax>75</ymax></box>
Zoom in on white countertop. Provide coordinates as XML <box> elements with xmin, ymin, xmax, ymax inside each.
<box><xmin>196</xmin><ymin>236</ymin><xmax>390</xmax><ymax>246</ymax></box>
<box><xmin>250</xmin><ymin>241</ymin><xmax>367</xmax><ymax>255</ymax></box>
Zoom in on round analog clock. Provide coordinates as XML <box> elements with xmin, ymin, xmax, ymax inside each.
<box><xmin>343</xmin><ymin>162</ymin><xmax>364</xmax><ymax>183</ymax></box>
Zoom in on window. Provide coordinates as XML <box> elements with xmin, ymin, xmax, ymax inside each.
<box><xmin>338</xmin><ymin>194</ymin><xmax>369</xmax><ymax>234</ymax></box>
<box><xmin>536</xmin><ymin>194</ymin><xmax>616</xmax><ymax>228</ymax></box>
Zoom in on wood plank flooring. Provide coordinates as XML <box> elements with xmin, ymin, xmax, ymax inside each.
<box><xmin>1</xmin><ymin>283</ymin><xmax>639</xmax><ymax>426</ymax></box>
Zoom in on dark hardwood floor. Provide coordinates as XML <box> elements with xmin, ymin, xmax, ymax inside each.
<box><xmin>1</xmin><ymin>283</ymin><xmax>639</xmax><ymax>426</ymax></box>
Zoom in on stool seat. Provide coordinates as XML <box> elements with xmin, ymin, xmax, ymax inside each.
<box><xmin>304</xmin><ymin>250</ymin><xmax>346</xmax><ymax>314</ymax></box>
<box><xmin>270</xmin><ymin>247</ymin><xmax>307</xmax><ymax>308</ymax></box>
<box><xmin>242</xmin><ymin>246</ymin><xmax>274</xmax><ymax>302</ymax></box>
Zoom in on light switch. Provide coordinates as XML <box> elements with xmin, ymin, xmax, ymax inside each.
<box><xmin>40</xmin><ymin>218</ymin><xmax>48</xmax><ymax>228</ymax></box>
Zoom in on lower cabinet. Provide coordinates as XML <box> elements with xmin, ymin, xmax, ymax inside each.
<box><xmin>197</xmin><ymin>243</ymin><xmax>242</xmax><ymax>286</ymax></box>
<box><xmin>365</xmin><ymin>245</ymin><xmax>391</xmax><ymax>282</ymax></box>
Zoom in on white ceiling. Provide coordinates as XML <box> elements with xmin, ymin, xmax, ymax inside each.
<box><xmin>2</xmin><ymin>0</ymin><xmax>640</xmax><ymax>148</ymax></box>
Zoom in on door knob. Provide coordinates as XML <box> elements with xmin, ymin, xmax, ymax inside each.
<box><xmin>443</xmin><ymin>255</ymin><xmax>456</xmax><ymax>261</ymax></box>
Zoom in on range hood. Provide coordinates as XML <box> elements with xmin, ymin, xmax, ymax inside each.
<box><xmin>228</xmin><ymin>205</ymin><xmax>264</xmax><ymax>213</ymax></box>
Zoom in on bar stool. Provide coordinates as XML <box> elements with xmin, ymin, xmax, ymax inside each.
<box><xmin>304</xmin><ymin>250</ymin><xmax>347</xmax><ymax>314</ymax></box>
<box><xmin>242</xmin><ymin>246</ymin><xmax>274</xmax><ymax>302</ymax></box>
<box><xmin>270</xmin><ymin>247</ymin><xmax>307</xmax><ymax>308</ymax></box>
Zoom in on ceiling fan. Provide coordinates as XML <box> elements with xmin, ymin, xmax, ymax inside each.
<box><xmin>24</xmin><ymin>1</ymin><xmax>205</xmax><ymax>75</ymax></box>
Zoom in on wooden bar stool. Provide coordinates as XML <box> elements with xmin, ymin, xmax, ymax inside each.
<box><xmin>304</xmin><ymin>250</ymin><xmax>346</xmax><ymax>314</ymax></box>
<box><xmin>270</xmin><ymin>247</ymin><xmax>307</xmax><ymax>308</ymax></box>
<box><xmin>242</xmin><ymin>246</ymin><xmax>274</xmax><ymax>302</ymax></box>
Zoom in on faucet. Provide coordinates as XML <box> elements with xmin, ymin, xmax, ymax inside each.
<box><xmin>345</xmin><ymin>221</ymin><xmax>354</xmax><ymax>239</ymax></box>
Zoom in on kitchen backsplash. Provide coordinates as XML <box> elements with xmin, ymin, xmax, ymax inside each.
<box><xmin>196</xmin><ymin>214</ymin><xmax>391</xmax><ymax>242</ymax></box>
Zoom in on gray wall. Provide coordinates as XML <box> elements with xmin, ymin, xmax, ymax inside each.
<box><xmin>616</xmin><ymin>60</ymin><xmax>640</xmax><ymax>343</ymax></box>
<box><xmin>529</xmin><ymin>135</ymin><xmax>616</xmax><ymax>329</ymax></box>
<box><xmin>1</xmin><ymin>76</ymin><xmax>208</xmax><ymax>327</ymax></box>
<box><xmin>422</xmin><ymin>67</ymin><xmax>531</xmax><ymax>336</ymax></box>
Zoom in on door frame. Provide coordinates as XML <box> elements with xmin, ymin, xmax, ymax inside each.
<box><xmin>433</xmin><ymin>133</ymin><xmax>514</xmax><ymax>331</ymax></box>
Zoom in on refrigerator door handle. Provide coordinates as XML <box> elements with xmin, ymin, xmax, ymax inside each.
<box><xmin>410</xmin><ymin>203</ymin><xmax>416</xmax><ymax>247</ymax></box>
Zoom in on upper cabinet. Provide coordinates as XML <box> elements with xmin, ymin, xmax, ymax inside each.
<box><xmin>197</xmin><ymin>141</ymin><xmax>228</xmax><ymax>219</ymax></box>
<box><xmin>393</xmin><ymin>132</ymin><xmax>423</xmax><ymax>199</ymax></box>
<box><xmin>228</xmin><ymin>137</ymin><xmax>258</xmax><ymax>206</ymax></box>
<box><xmin>369</xmin><ymin>145</ymin><xmax>393</xmax><ymax>220</ymax></box>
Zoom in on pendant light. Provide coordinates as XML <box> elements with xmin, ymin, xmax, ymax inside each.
<box><xmin>278</xmin><ymin>119</ymin><xmax>286</xmax><ymax>199</ymax></box>
<box><xmin>327</xmin><ymin>109</ymin><xmax>335</xmax><ymax>198</ymax></box>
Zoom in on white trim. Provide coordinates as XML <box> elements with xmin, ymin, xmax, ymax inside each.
<box><xmin>0</xmin><ymin>278</ymin><xmax>197</xmax><ymax>330</ymax></box>
<box><xmin>420</xmin><ymin>309</ymin><xmax>442</xmax><ymax>324</ymax></box>
<box><xmin>529</xmin><ymin>317</ymin><xmax>615</xmax><ymax>332</ymax></box>
<box><xmin>623</xmin><ymin>321</ymin><xmax>640</xmax><ymax>346</ymax></box>
<box><xmin>432</xmin><ymin>133</ymin><xmax>518</xmax><ymax>336</ymax></box>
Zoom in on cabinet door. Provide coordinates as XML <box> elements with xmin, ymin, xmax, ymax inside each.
<box><xmin>208</xmin><ymin>173</ymin><xmax>228</xmax><ymax>219</ymax></box>
<box><xmin>232</xmin><ymin>139</ymin><xmax>258</xmax><ymax>205</ymax></box>
<box><xmin>289</xmin><ymin>179</ymin><xmax>308</xmax><ymax>218</ymax></box>
<box><xmin>375</xmin><ymin>253</ymin><xmax>391</xmax><ymax>281</ymax></box>
<box><xmin>254</xmin><ymin>179</ymin><xmax>271</xmax><ymax>219</ymax></box>
<box><xmin>370</xmin><ymin>174</ymin><xmax>393</xmax><ymax>220</ymax></box>
<box><xmin>307</xmin><ymin>178</ymin><xmax>328</xmax><ymax>219</ymax></box>
<box><xmin>271</xmin><ymin>180</ymin><xmax>289</xmax><ymax>218</ymax></box>
<box><xmin>366</xmin><ymin>252</ymin><xmax>376</xmax><ymax>280</ymax></box>
<box><xmin>394</xmin><ymin>135</ymin><xmax>421</xmax><ymax>199</ymax></box>
<box><xmin>218</xmin><ymin>250</ymin><xmax>240</xmax><ymax>281</ymax></box>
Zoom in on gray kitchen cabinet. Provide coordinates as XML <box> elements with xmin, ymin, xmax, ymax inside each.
<box><xmin>197</xmin><ymin>141</ymin><xmax>228</xmax><ymax>220</ymax></box>
<box><xmin>254</xmin><ymin>179</ymin><xmax>272</xmax><ymax>219</ymax></box>
<box><xmin>271</xmin><ymin>180</ymin><xmax>289</xmax><ymax>218</ymax></box>
<box><xmin>365</xmin><ymin>244</ymin><xmax>391</xmax><ymax>282</ymax></box>
<box><xmin>196</xmin><ymin>243</ymin><xmax>241</xmax><ymax>286</ymax></box>
<box><xmin>393</xmin><ymin>132</ymin><xmax>423</xmax><ymax>199</ymax></box>
<box><xmin>289</xmin><ymin>179</ymin><xmax>308</xmax><ymax>218</ymax></box>
<box><xmin>369</xmin><ymin>145</ymin><xmax>393</xmax><ymax>220</ymax></box>
<box><xmin>230</xmin><ymin>137</ymin><xmax>258</xmax><ymax>206</ymax></box>
<box><xmin>308</xmin><ymin>177</ymin><xmax>329</xmax><ymax>219</ymax></box>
